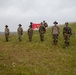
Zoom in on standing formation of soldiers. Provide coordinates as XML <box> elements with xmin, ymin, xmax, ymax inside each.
<box><xmin>4</xmin><ymin>21</ymin><xmax>72</xmax><ymax>47</ymax></box>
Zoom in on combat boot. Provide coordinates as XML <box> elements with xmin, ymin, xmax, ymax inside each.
<box><xmin>6</xmin><ymin>37</ymin><xmax>8</xmax><ymax>42</ymax></box>
<box><xmin>67</xmin><ymin>42</ymin><xmax>69</xmax><ymax>46</ymax></box>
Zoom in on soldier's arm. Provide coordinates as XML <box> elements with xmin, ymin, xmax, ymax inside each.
<box><xmin>7</xmin><ymin>28</ymin><xmax>10</xmax><ymax>34</ymax></box>
<box><xmin>46</xmin><ymin>23</ymin><xmax>48</xmax><ymax>27</ymax></box>
<box><xmin>43</xmin><ymin>26</ymin><xmax>46</xmax><ymax>33</ymax></box>
<box><xmin>8</xmin><ymin>29</ymin><xmax>10</xmax><ymax>34</ymax></box>
<box><xmin>69</xmin><ymin>27</ymin><xmax>72</xmax><ymax>35</ymax></box>
<box><xmin>47</xmin><ymin>24</ymin><xmax>48</xmax><ymax>27</ymax></box>
<box><xmin>63</xmin><ymin>27</ymin><xmax>65</xmax><ymax>35</ymax></box>
<box><xmin>43</xmin><ymin>26</ymin><xmax>46</xmax><ymax>31</ymax></box>
<box><xmin>4</xmin><ymin>28</ymin><xmax>6</xmax><ymax>33</ymax></box>
<box><xmin>17</xmin><ymin>28</ymin><xmax>18</xmax><ymax>33</ymax></box>
<box><xmin>21</xmin><ymin>28</ymin><xmax>23</xmax><ymax>35</ymax></box>
<box><xmin>39</xmin><ymin>27</ymin><xmax>40</xmax><ymax>33</ymax></box>
<box><xmin>27</xmin><ymin>29</ymin><xmax>29</xmax><ymax>35</ymax></box>
<box><xmin>31</xmin><ymin>29</ymin><xmax>33</xmax><ymax>34</ymax></box>
<box><xmin>21</xmin><ymin>28</ymin><xmax>23</xmax><ymax>32</ymax></box>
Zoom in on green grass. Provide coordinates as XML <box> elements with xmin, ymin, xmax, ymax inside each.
<box><xmin>0</xmin><ymin>23</ymin><xmax>76</xmax><ymax>75</ymax></box>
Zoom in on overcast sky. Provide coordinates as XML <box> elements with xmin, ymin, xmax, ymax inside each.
<box><xmin>0</xmin><ymin>0</ymin><xmax>76</xmax><ymax>32</ymax></box>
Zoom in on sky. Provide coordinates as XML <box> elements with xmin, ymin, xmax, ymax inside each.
<box><xmin>0</xmin><ymin>0</ymin><xmax>76</xmax><ymax>32</ymax></box>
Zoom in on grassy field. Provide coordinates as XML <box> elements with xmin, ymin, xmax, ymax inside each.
<box><xmin>0</xmin><ymin>23</ymin><xmax>76</xmax><ymax>75</ymax></box>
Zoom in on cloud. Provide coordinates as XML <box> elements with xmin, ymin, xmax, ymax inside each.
<box><xmin>0</xmin><ymin>0</ymin><xmax>76</xmax><ymax>31</ymax></box>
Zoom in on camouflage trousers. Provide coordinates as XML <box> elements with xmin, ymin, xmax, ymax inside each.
<box><xmin>18</xmin><ymin>34</ymin><xmax>22</xmax><ymax>41</ymax></box>
<box><xmin>40</xmin><ymin>33</ymin><xmax>44</xmax><ymax>41</ymax></box>
<box><xmin>52</xmin><ymin>34</ymin><xmax>59</xmax><ymax>44</ymax></box>
<box><xmin>5</xmin><ymin>33</ymin><xmax>9</xmax><ymax>42</ymax></box>
<box><xmin>28</xmin><ymin>35</ymin><xmax>32</xmax><ymax>42</ymax></box>
<box><xmin>63</xmin><ymin>33</ymin><xmax>70</xmax><ymax>46</ymax></box>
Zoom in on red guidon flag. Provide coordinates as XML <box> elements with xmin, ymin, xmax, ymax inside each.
<box><xmin>32</xmin><ymin>23</ymin><xmax>41</xmax><ymax>30</ymax></box>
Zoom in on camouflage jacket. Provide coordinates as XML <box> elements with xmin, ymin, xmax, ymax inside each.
<box><xmin>5</xmin><ymin>28</ymin><xmax>10</xmax><ymax>35</ymax></box>
<box><xmin>52</xmin><ymin>26</ymin><xmax>60</xmax><ymax>35</ymax></box>
<box><xmin>28</xmin><ymin>27</ymin><xmax>33</xmax><ymax>36</ymax></box>
<box><xmin>17</xmin><ymin>27</ymin><xmax>23</xmax><ymax>35</ymax></box>
<box><xmin>39</xmin><ymin>25</ymin><xmax>46</xmax><ymax>34</ymax></box>
<box><xmin>43</xmin><ymin>23</ymin><xmax>48</xmax><ymax>27</ymax></box>
<box><xmin>63</xmin><ymin>26</ymin><xmax>72</xmax><ymax>35</ymax></box>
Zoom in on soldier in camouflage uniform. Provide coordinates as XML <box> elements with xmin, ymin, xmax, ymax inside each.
<box><xmin>5</xmin><ymin>25</ymin><xmax>10</xmax><ymax>42</ymax></box>
<box><xmin>17</xmin><ymin>24</ymin><xmax>23</xmax><ymax>41</ymax></box>
<box><xmin>63</xmin><ymin>22</ymin><xmax>72</xmax><ymax>46</ymax></box>
<box><xmin>39</xmin><ymin>22</ymin><xmax>46</xmax><ymax>41</ymax></box>
<box><xmin>52</xmin><ymin>21</ymin><xmax>60</xmax><ymax>45</ymax></box>
<box><xmin>28</xmin><ymin>22</ymin><xmax>33</xmax><ymax>42</ymax></box>
<box><xmin>43</xmin><ymin>20</ymin><xmax>48</xmax><ymax>28</ymax></box>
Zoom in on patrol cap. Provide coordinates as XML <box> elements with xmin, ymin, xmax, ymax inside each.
<box><xmin>30</xmin><ymin>22</ymin><xmax>33</xmax><ymax>24</ymax></box>
<box><xmin>65</xmin><ymin>22</ymin><xmax>69</xmax><ymax>25</ymax></box>
<box><xmin>18</xmin><ymin>24</ymin><xmax>22</xmax><ymax>26</ymax></box>
<box><xmin>43</xmin><ymin>20</ymin><xmax>45</xmax><ymax>22</ymax></box>
<box><xmin>5</xmin><ymin>25</ymin><xmax>8</xmax><ymax>27</ymax></box>
<box><xmin>53</xmin><ymin>21</ymin><xmax>58</xmax><ymax>24</ymax></box>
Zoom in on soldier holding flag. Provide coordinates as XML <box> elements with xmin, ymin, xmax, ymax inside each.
<box><xmin>43</xmin><ymin>20</ymin><xmax>48</xmax><ymax>28</ymax></box>
<box><xmin>39</xmin><ymin>22</ymin><xmax>46</xmax><ymax>41</ymax></box>
<box><xmin>28</xmin><ymin>22</ymin><xmax>33</xmax><ymax>42</ymax></box>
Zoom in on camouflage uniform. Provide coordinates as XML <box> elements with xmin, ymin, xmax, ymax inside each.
<box><xmin>52</xmin><ymin>21</ymin><xmax>60</xmax><ymax>45</ymax></box>
<box><xmin>5</xmin><ymin>25</ymin><xmax>10</xmax><ymax>42</ymax></box>
<box><xmin>39</xmin><ymin>22</ymin><xmax>46</xmax><ymax>41</ymax></box>
<box><xmin>43</xmin><ymin>21</ymin><xmax>48</xmax><ymax>28</ymax></box>
<box><xmin>17</xmin><ymin>24</ymin><xmax>23</xmax><ymax>41</ymax></box>
<box><xmin>63</xmin><ymin>22</ymin><xmax>72</xmax><ymax>46</ymax></box>
<box><xmin>28</xmin><ymin>22</ymin><xmax>33</xmax><ymax>42</ymax></box>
